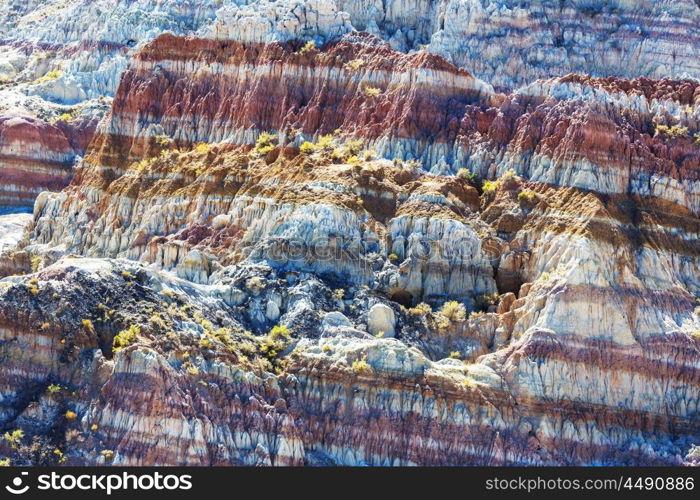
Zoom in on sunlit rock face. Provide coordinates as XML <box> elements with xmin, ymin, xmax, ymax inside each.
<box><xmin>0</xmin><ymin>0</ymin><xmax>227</xmax><ymax>207</ymax></box>
<box><xmin>2</xmin><ymin>0</ymin><xmax>699</xmax><ymax>207</ymax></box>
<box><xmin>0</xmin><ymin>1</ymin><xmax>698</xmax><ymax>467</ymax></box>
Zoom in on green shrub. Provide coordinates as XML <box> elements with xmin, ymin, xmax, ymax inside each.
<box><xmin>457</xmin><ymin>168</ymin><xmax>481</xmax><ymax>187</ymax></box>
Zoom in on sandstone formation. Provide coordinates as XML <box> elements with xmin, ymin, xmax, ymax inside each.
<box><xmin>0</xmin><ymin>1</ymin><xmax>698</xmax><ymax>467</ymax></box>
<box><xmin>1</xmin><ymin>0</ymin><xmax>699</xmax><ymax>208</ymax></box>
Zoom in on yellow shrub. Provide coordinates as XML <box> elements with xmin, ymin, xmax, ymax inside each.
<box><xmin>33</xmin><ymin>69</ymin><xmax>62</xmax><ymax>84</ymax></box>
<box><xmin>255</xmin><ymin>131</ymin><xmax>277</xmax><ymax>154</ymax></box>
<box><xmin>409</xmin><ymin>302</ymin><xmax>432</xmax><ymax>316</ymax></box>
<box><xmin>363</xmin><ymin>86</ymin><xmax>381</xmax><ymax>98</ymax></box>
<box><xmin>113</xmin><ymin>325</ymin><xmax>140</xmax><ymax>352</ymax></box>
<box><xmin>300</xmin><ymin>141</ymin><xmax>316</xmax><ymax>154</ymax></box>
<box><xmin>317</xmin><ymin>134</ymin><xmax>334</xmax><ymax>149</ymax></box>
<box><xmin>194</xmin><ymin>142</ymin><xmax>210</xmax><ymax>153</ymax></box>
<box><xmin>346</xmin><ymin>59</ymin><xmax>365</xmax><ymax>71</ymax></box>
<box><xmin>440</xmin><ymin>301</ymin><xmax>466</xmax><ymax>323</ymax></box>
<box><xmin>31</xmin><ymin>255</ymin><xmax>42</xmax><ymax>272</ymax></box>
<box><xmin>299</xmin><ymin>40</ymin><xmax>316</xmax><ymax>55</ymax></box>
<box><xmin>3</xmin><ymin>429</ymin><xmax>24</xmax><ymax>448</ymax></box>
<box><xmin>27</xmin><ymin>277</ymin><xmax>40</xmax><ymax>296</ymax></box>
<box><xmin>518</xmin><ymin>190</ymin><xmax>537</xmax><ymax>203</ymax></box>
<box><xmin>351</xmin><ymin>356</ymin><xmax>371</xmax><ymax>374</ymax></box>
<box><xmin>482</xmin><ymin>180</ymin><xmax>500</xmax><ymax>194</ymax></box>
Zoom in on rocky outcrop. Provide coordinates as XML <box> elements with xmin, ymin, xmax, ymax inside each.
<box><xmin>0</xmin><ymin>0</ymin><xmax>229</xmax><ymax>208</ymax></box>
<box><xmin>2</xmin><ymin>0</ymin><xmax>699</xmax><ymax>208</ymax></box>
<box><xmin>0</xmin><ymin>255</ymin><xmax>696</xmax><ymax>466</ymax></box>
<box><xmin>0</xmin><ymin>114</ymin><xmax>100</xmax><ymax>208</ymax></box>
<box><xmin>205</xmin><ymin>0</ymin><xmax>700</xmax><ymax>89</ymax></box>
<box><xmin>0</xmin><ymin>4</ymin><xmax>698</xmax><ymax>468</ymax></box>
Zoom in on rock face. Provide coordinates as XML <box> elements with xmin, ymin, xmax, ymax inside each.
<box><xmin>1</xmin><ymin>0</ymin><xmax>699</xmax><ymax>208</ymax></box>
<box><xmin>0</xmin><ymin>0</ymin><xmax>229</xmax><ymax>208</ymax></box>
<box><xmin>0</xmin><ymin>2</ymin><xmax>698</xmax><ymax>467</ymax></box>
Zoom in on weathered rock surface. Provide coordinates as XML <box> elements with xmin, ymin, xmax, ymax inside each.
<box><xmin>0</xmin><ymin>2</ymin><xmax>698</xmax><ymax>468</ymax></box>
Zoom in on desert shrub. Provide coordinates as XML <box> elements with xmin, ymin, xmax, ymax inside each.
<box><xmin>440</xmin><ymin>301</ymin><xmax>467</xmax><ymax>323</ymax></box>
<box><xmin>346</xmin><ymin>139</ymin><xmax>364</xmax><ymax>155</ymax></box>
<box><xmin>4</xmin><ymin>429</ymin><xmax>24</xmax><ymax>448</ymax></box>
<box><xmin>362</xmin><ymin>86</ymin><xmax>381</xmax><ymax>98</ymax></box>
<box><xmin>113</xmin><ymin>325</ymin><xmax>140</xmax><ymax>352</ymax></box>
<box><xmin>300</xmin><ymin>141</ymin><xmax>316</xmax><ymax>154</ymax></box>
<box><xmin>33</xmin><ymin>69</ymin><xmax>62</xmax><ymax>84</ymax></box>
<box><xmin>47</xmin><ymin>384</ymin><xmax>62</xmax><ymax>394</ymax></box>
<box><xmin>121</xmin><ymin>270</ymin><xmax>136</xmax><ymax>280</ymax></box>
<box><xmin>482</xmin><ymin>180</ymin><xmax>499</xmax><ymax>194</ymax></box>
<box><xmin>260</xmin><ymin>325</ymin><xmax>291</xmax><ymax>359</ymax></box>
<box><xmin>346</xmin><ymin>59</ymin><xmax>365</xmax><ymax>71</ymax></box>
<box><xmin>655</xmin><ymin>124</ymin><xmax>689</xmax><ymax>139</ymax></box>
<box><xmin>194</xmin><ymin>142</ymin><xmax>211</xmax><ymax>153</ymax></box>
<box><xmin>458</xmin><ymin>167</ymin><xmax>481</xmax><ymax>186</ymax></box>
<box><xmin>255</xmin><ymin>131</ymin><xmax>277</xmax><ymax>155</ymax></box>
<box><xmin>199</xmin><ymin>336</ymin><xmax>213</xmax><ymax>349</ymax></box>
<box><xmin>299</xmin><ymin>40</ymin><xmax>316</xmax><ymax>55</ymax></box>
<box><xmin>246</xmin><ymin>276</ymin><xmax>266</xmax><ymax>292</ymax></box>
<box><xmin>27</xmin><ymin>278</ymin><xmax>39</xmax><ymax>296</ymax></box>
<box><xmin>518</xmin><ymin>190</ymin><xmax>538</xmax><ymax>203</ymax></box>
<box><xmin>409</xmin><ymin>302</ymin><xmax>432</xmax><ymax>316</ymax></box>
<box><xmin>55</xmin><ymin>112</ymin><xmax>74</xmax><ymax>123</ymax></box>
<box><xmin>316</xmin><ymin>133</ymin><xmax>334</xmax><ymax>150</ymax></box>
<box><xmin>476</xmin><ymin>292</ymin><xmax>499</xmax><ymax>310</ymax></box>
<box><xmin>30</xmin><ymin>255</ymin><xmax>42</xmax><ymax>272</ymax></box>
<box><xmin>351</xmin><ymin>356</ymin><xmax>371</xmax><ymax>374</ymax></box>
<box><xmin>269</xmin><ymin>325</ymin><xmax>290</xmax><ymax>340</ymax></box>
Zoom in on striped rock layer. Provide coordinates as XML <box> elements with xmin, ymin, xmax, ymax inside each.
<box><xmin>0</xmin><ymin>115</ymin><xmax>98</xmax><ymax>209</ymax></box>
<box><xmin>1</xmin><ymin>34</ymin><xmax>699</xmax><ymax>466</ymax></box>
<box><xmin>2</xmin><ymin>0</ymin><xmax>699</xmax><ymax>209</ymax></box>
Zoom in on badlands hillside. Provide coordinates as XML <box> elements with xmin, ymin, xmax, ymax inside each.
<box><xmin>0</xmin><ymin>0</ymin><xmax>698</xmax><ymax>466</ymax></box>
